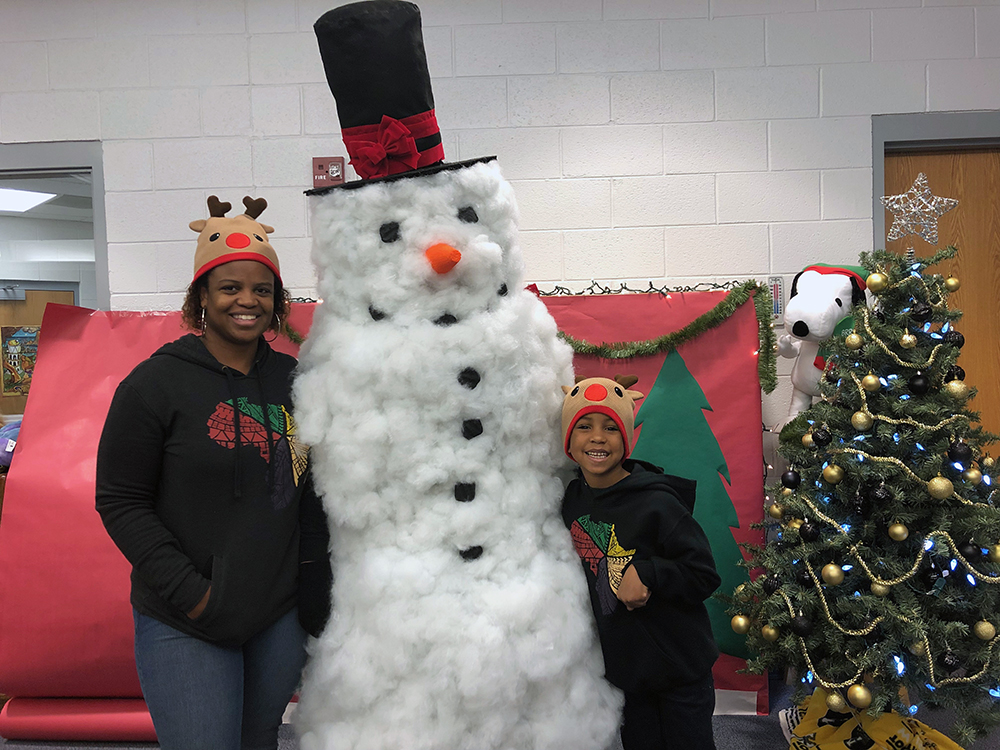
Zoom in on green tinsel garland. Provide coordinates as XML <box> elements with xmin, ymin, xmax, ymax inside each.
<box><xmin>281</xmin><ymin>280</ymin><xmax>777</xmax><ymax>393</ymax></box>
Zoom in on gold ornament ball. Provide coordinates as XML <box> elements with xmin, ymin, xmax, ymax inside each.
<box><xmin>788</xmin><ymin>518</ymin><xmax>804</xmax><ymax>531</ymax></box>
<box><xmin>845</xmin><ymin>333</ymin><xmax>864</xmax><ymax>350</ymax></box>
<box><xmin>899</xmin><ymin>332</ymin><xmax>918</xmax><ymax>349</ymax></box>
<box><xmin>888</xmin><ymin>523</ymin><xmax>909</xmax><ymax>541</ymax></box>
<box><xmin>826</xmin><ymin>691</ymin><xmax>848</xmax><ymax>712</ymax></box>
<box><xmin>731</xmin><ymin>615</ymin><xmax>751</xmax><ymax>635</ymax></box>
<box><xmin>802</xmin><ymin>433</ymin><xmax>816</xmax><ymax>449</ymax></box>
<box><xmin>735</xmin><ymin>583</ymin><xmax>752</xmax><ymax>602</ymax></box>
<box><xmin>781</xmin><ymin>487</ymin><xmax>794</xmax><ymax>498</ymax></box>
<box><xmin>983</xmin><ymin>456</ymin><xmax>996</xmax><ymax>470</ymax></box>
<box><xmin>848</xmin><ymin>684</ymin><xmax>873</xmax><ymax>709</ymax></box>
<box><xmin>909</xmin><ymin>641</ymin><xmax>926</xmax><ymax>656</ymax></box>
<box><xmin>861</xmin><ymin>373</ymin><xmax>881</xmax><ymax>392</ymax></box>
<box><xmin>928</xmin><ymin>476</ymin><xmax>955</xmax><ymax>500</ymax></box>
<box><xmin>963</xmin><ymin>468</ymin><xmax>983</xmax><ymax>486</ymax></box>
<box><xmin>943</xmin><ymin>380</ymin><xmax>970</xmax><ymax>402</ymax></box>
<box><xmin>768</xmin><ymin>503</ymin><xmax>785</xmax><ymax>520</ymax></box>
<box><xmin>851</xmin><ymin>411</ymin><xmax>874</xmax><ymax>431</ymax></box>
<box><xmin>761</xmin><ymin>624</ymin><xmax>780</xmax><ymax>642</ymax></box>
<box><xmin>867</xmin><ymin>272</ymin><xmax>889</xmax><ymax>293</ymax></box>
<box><xmin>822</xmin><ymin>563</ymin><xmax>845</xmax><ymax>585</ymax></box>
<box><xmin>974</xmin><ymin>621</ymin><xmax>997</xmax><ymax>641</ymax></box>
<box><xmin>945</xmin><ymin>276</ymin><xmax>961</xmax><ymax>292</ymax></box>
<box><xmin>823</xmin><ymin>464</ymin><xmax>845</xmax><ymax>484</ymax></box>
<box><xmin>870</xmin><ymin>582</ymin><xmax>890</xmax><ymax>597</ymax></box>
<box><xmin>988</xmin><ymin>545</ymin><xmax>1000</xmax><ymax>563</ymax></box>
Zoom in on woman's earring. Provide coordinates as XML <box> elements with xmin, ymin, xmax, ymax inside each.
<box><xmin>264</xmin><ymin>313</ymin><xmax>280</xmax><ymax>343</ymax></box>
<box><xmin>200</xmin><ymin>307</ymin><xmax>206</xmax><ymax>334</ymax></box>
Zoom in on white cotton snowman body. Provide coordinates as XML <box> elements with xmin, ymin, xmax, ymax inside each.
<box><xmin>293</xmin><ymin>159</ymin><xmax>623</xmax><ymax>750</ymax></box>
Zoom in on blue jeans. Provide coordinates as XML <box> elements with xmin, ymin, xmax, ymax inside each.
<box><xmin>133</xmin><ymin>607</ymin><xmax>307</xmax><ymax>750</ymax></box>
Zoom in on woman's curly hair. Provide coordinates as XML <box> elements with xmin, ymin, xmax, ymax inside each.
<box><xmin>180</xmin><ymin>270</ymin><xmax>292</xmax><ymax>334</ymax></box>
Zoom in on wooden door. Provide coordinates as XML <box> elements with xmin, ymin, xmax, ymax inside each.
<box><xmin>0</xmin><ymin>289</ymin><xmax>75</xmax><ymax>415</ymax></box>
<box><xmin>884</xmin><ymin>151</ymin><xmax>1000</xmax><ymax>445</ymax></box>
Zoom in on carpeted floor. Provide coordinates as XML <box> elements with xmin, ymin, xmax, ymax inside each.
<box><xmin>2</xmin><ymin>674</ymin><xmax>998</xmax><ymax>749</ymax></box>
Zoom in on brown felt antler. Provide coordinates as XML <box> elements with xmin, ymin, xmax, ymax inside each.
<box><xmin>242</xmin><ymin>196</ymin><xmax>268</xmax><ymax>219</ymax></box>
<box><xmin>207</xmin><ymin>195</ymin><xmax>231</xmax><ymax>217</ymax></box>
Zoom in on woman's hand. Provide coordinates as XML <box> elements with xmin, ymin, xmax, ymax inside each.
<box><xmin>187</xmin><ymin>586</ymin><xmax>211</xmax><ymax>619</ymax></box>
<box><xmin>617</xmin><ymin>566</ymin><xmax>650</xmax><ymax>611</ymax></box>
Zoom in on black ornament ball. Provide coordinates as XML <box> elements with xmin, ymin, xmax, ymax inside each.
<box><xmin>852</xmin><ymin>496</ymin><xmax>872</xmax><ymax>518</ymax></box>
<box><xmin>790</xmin><ymin>615</ymin><xmax>814</xmax><ymax>637</ymax></box>
<box><xmin>937</xmin><ymin>651</ymin><xmax>961</xmax><ymax>673</ymax></box>
<box><xmin>763</xmin><ymin>576</ymin><xmax>780</xmax><ymax>595</ymax></box>
<box><xmin>948</xmin><ymin>441</ymin><xmax>973</xmax><ymax>464</ymax></box>
<box><xmin>812</xmin><ymin>428</ymin><xmax>832</xmax><ymax>448</ymax></box>
<box><xmin>911</xmin><ymin>302</ymin><xmax>932</xmax><ymax>323</ymax></box>
<box><xmin>959</xmin><ymin>541</ymin><xmax>981</xmax><ymax>560</ymax></box>
<box><xmin>825</xmin><ymin>370</ymin><xmax>839</xmax><ymax>384</ymax></box>
<box><xmin>944</xmin><ymin>330</ymin><xmax>965</xmax><ymax>349</ymax></box>
<box><xmin>796</xmin><ymin>568</ymin><xmax>814</xmax><ymax>587</ymax></box>
<box><xmin>781</xmin><ymin>470</ymin><xmax>801</xmax><ymax>489</ymax></box>
<box><xmin>799</xmin><ymin>521</ymin><xmax>821</xmax><ymax>543</ymax></box>
<box><xmin>918</xmin><ymin>561</ymin><xmax>942</xmax><ymax>590</ymax></box>
<box><xmin>946</xmin><ymin>365</ymin><xmax>966</xmax><ymax>382</ymax></box>
<box><xmin>908</xmin><ymin>373</ymin><xmax>929</xmax><ymax>395</ymax></box>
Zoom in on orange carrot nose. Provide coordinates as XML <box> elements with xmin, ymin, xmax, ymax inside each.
<box><xmin>425</xmin><ymin>243</ymin><xmax>462</xmax><ymax>274</ymax></box>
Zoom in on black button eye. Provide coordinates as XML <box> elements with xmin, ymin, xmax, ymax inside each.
<box><xmin>209</xmin><ymin>233</ymin><xmax>220</xmax><ymax>241</ymax></box>
<box><xmin>497</xmin><ymin>284</ymin><xmax>508</xmax><ymax>297</ymax></box>
<box><xmin>380</xmin><ymin>222</ymin><xmax>400</xmax><ymax>243</ymax></box>
<box><xmin>253</xmin><ymin>234</ymin><xmax>263</xmax><ymax>242</ymax></box>
<box><xmin>835</xmin><ymin>298</ymin><xmax>843</xmax><ymax>307</ymax></box>
<box><xmin>570</xmin><ymin>386</ymin><xmax>579</xmax><ymax>397</ymax></box>
<box><xmin>614</xmin><ymin>387</ymin><xmax>623</xmax><ymax>397</ymax></box>
<box><xmin>458</xmin><ymin>206</ymin><xmax>478</xmax><ymax>223</ymax></box>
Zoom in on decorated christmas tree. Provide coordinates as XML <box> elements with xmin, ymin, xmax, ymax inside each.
<box><xmin>729</xmin><ymin>241</ymin><xmax>1000</xmax><ymax>745</ymax></box>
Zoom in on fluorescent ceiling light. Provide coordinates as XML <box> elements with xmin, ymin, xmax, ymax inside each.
<box><xmin>0</xmin><ymin>187</ymin><xmax>57</xmax><ymax>212</ymax></box>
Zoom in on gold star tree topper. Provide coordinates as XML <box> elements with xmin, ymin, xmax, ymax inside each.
<box><xmin>880</xmin><ymin>172</ymin><xmax>958</xmax><ymax>246</ymax></box>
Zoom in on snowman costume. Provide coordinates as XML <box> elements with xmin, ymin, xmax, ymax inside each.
<box><xmin>292</xmin><ymin>3</ymin><xmax>623</xmax><ymax>749</ymax></box>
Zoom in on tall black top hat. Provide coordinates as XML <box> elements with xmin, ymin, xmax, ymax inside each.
<box><xmin>310</xmin><ymin>0</ymin><xmax>492</xmax><ymax>193</ymax></box>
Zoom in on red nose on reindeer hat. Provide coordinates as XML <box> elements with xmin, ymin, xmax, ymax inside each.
<box><xmin>308</xmin><ymin>0</ymin><xmax>495</xmax><ymax>193</ymax></box>
<box><xmin>189</xmin><ymin>196</ymin><xmax>281</xmax><ymax>283</ymax></box>
<box><xmin>562</xmin><ymin>376</ymin><xmax>645</xmax><ymax>460</ymax></box>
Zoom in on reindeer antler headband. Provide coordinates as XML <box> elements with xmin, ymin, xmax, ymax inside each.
<box><xmin>189</xmin><ymin>196</ymin><xmax>282</xmax><ymax>283</ymax></box>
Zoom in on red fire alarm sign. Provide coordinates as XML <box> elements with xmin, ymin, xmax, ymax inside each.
<box><xmin>312</xmin><ymin>157</ymin><xmax>346</xmax><ymax>189</ymax></box>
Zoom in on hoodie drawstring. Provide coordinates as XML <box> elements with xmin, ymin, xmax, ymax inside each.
<box><xmin>223</xmin><ymin>366</ymin><xmax>243</xmax><ymax>500</ymax></box>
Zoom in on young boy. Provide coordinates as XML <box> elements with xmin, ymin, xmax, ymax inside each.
<box><xmin>561</xmin><ymin>375</ymin><xmax>721</xmax><ymax>750</ymax></box>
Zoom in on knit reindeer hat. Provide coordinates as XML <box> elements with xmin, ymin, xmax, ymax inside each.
<box><xmin>189</xmin><ymin>196</ymin><xmax>281</xmax><ymax>283</ymax></box>
<box><xmin>561</xmin><ymin>376</ymin><xmax>645</xmax><ymax>460</ymax></box>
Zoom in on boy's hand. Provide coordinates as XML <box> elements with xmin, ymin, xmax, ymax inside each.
<box><xmin>617</xmin><ymin>566</ymin><xmax>650</xmax><ymax>611</ymax></box>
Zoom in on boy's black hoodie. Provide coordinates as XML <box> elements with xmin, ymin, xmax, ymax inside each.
<box><xmin>96</xmin><ymin>334</ymin><xmax>325</xmax><ymax>646</ymax></box>
<box><xmin>562</xmin><ymin>459</ymin><xmax>721</xmax><ymax>693</ymax></box>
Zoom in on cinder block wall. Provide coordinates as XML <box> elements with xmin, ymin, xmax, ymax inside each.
<box><xmin>2</xmin><ymin>0</ymin><xmax>999</xmax><ymax>424</ymax></box>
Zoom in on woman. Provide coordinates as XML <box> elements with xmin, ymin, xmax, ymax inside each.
<box><xmin>96</xmin><ymin>196</ymin><xmax>330</xmax><ymax>750</ymax></box>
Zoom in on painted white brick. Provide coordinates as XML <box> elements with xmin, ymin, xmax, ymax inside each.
<box><xmin>603</xmin><ymin>0</ymin><xmax>707</xmax><ymax>20</ymax></box>
<box><xmin>252</xmin><ymin>136</ymin><xmax>348</xmax><ymax>188</ymax></box>
<box><xmin>149</xmin><ymin>36</ymin><xmax>249</xmax><ymax>87</ymax></box>
<box><xmin>226</xmin><ymin>185</ymin><xmax>309</xmax><ymax>240</ymax></box>
<box><xmin>874</xmin><ymin>8</ymin><xmax>975</xmax><ymax>61</ymax></box>
<box><xmin>0</xmin><ymin>43</ymin><xmax>48</xmax><ymax>92</ymax></box>
<box><xmin>270</xmin><ymin>237</ymin><xmax>316</xmax><ymax>290</ymax></box>
<box><xmin>252</xmin><ymin>87</ymin><xmax>302</xmax><ymax>136</ymax></box>
<box><xmin>95</xmin><ymin>0</ymin><xmax>245</xmax><ymax>37</ymax></box>
<box><xmin>0</xmin><ymin>0</ymin><xmax>96</xmax><ymax>42</ymax></box>
<box><xmin>928</xmin><ymin>0</ymin><xmax>1000</xmax><ymax>5</ymax></box>
<box><xmin>434</xmin><ymin>78</ymin><xmax>508</xmax><ymax>129</ymax></box>
<box><xmin>457</xmin><ymin>128</ymin><xmax>561</xmax><ymax>180</ymax></box>
<box><xmin>562</xmin><ymin>125</ymin><xmax>663</xmax><ymax>177</ymax></box>
<box><xmin>247</xmin><ymin>0</ymin><xmax>297</xmax><ymax>34</ymax></box>
<box><xmin>767</xmin><ymin>11</ymin><xmax>871</xmax><ymax>65</ymax></box>
<box><xmin>0</xmin><ymin>91</ymin><xmax>100</xmax><ymax>142</ymax></box>
<box><xmin>612</xmin><ymin>175</ymin><xmax>715</xmax><ymax>226</ymax></box>
<box><xmin>821</xmin><ymin>62</ymin><xmax>925</xmax><ymax>116</ymax></box>
<box><xmin>611</xmin><ymin>71</ymin><xmax>713</xmax><ymax>124</ymax></box>
<box><xmin>510</xmin><ymin>75</ymin><xmax>610</xmax><ymax>127</ymax></box>
<box><xmin>818</xmin><ymin>0</ymin><xmax>916</xmax><ymax>7</ymax></box>
<box><xmin>976</xmin><ymin>7</ymin><xmax>1000</xmax><ymax>58</ymax></box>
<box><xmin>718</xmin><ymin>171</ymin><xmax>820</xmax><ymax>223</ymax></box>
<box><xmin>771</xmin><ymin>219</ymin><xmax>872</xmax><ymax>272</ymax></box>
<box><xmin>770</xmin><ymin>117</ymin><xmax>871</xmax><ymax>171</ymax></box>
<box><xmin>297</xmin><ymin>0</ymin><xmax>341</xmax><ymax>30</ymax></box>
<box><xmin>713</xmin><ymin>0</ymin><xmax>815</xmax><ymax>14</ymax></box>
<box><xmin>103</xmin><ymin>141</ymin><xmax>154</xmax><ymax>192</ymax></box>
<box><xmin>48</xmin><ymin>37</ymin><xmax>150</xmax><ymax>90</ymax></box>
<box><xmin>201</xmin><ymin>87</ymin><xmax>252</xmax><ymax>136</ymax></box>
<box><xmin>665</xmin><ymin>224</ymin><xmax>768</xmax><ymax>277</ymax></box>
<box><xmin>423</xmin><ymin>26</ymin><xmax>453</xmax><ymax>79</ymax></box>
<box><xmin>153</xmin><ymin>138</ymin><xmax>253</xmax><ymax>190</ymax></box>
<box><xmin>519</xmin><ymin>231</ymin><xmax>563</xmax><ymax>282</ymax></box>
<box><xmin>510</xmin><ymin>179</ymin><xmax>611</xmax><ymax>230</ymax></box>
<box><xmin>660</xmin><ymin>17</ymin><xmax>765</xmax><ymax>70</ymax></box>
<box><xmin>502</xmin><ymin>0</ymin><xmax>601</xmax><ymax>23</ymax></box>
<box><xmin>563</xmin><ymin>227</ymin><xmax>664</xmax><ymax>280</ymax></box>
<box><xmin>822</xmin><ymin>168</ymin><xmax>874</xmax><ymax>220</ymax></box>
<box><xmin>102</xmin><ymin>89</ymin><xmax>201</xmax><ymax>139</ymax></box>
<box><xmin>108</xmin><ymin>243</ymin><xmax>159</xmax><ymax>293</ymax></box>
<box><xmin>409</xmin><ymin>0</ymin><xmax>502</xmax><ymax>25</ymax></box>
<box><xmin>104</xmin><ymin>190</ymin><xmax>208</xmax><ymax>244</ymax></box>
<box><xmin>147</xmin><ymin>241</ymin><xmax>193</xmax><ymax>293</ymax></box>
<box><xmin>455</xmin><ymin>25</ymin><xmax>555</xmax><ymax>76</ymax></box>
<box><xmin>663</xmin><ymin>121</ymin><xmax>768</xmax><ymax>174</ymax></box>
<box><xmin>302</xmin><ymin>84</ymin><xmax>339</xmax><ymax>135</ymax></box>
<box><xmin>928</xmin><ymin>59</ymin><xmax>1000</xmax><ymax>109</ymax></box>
<box><xmin>110</xmin><ymin>292</ymin><xmax>185</xmax><ymax>311</ymax></box>
<box><xmin>249</xmin><ymin>33</ymin><xmax>325</xmax><ymax>86</ymax></box>
<box><xmin>558</xmin><ymin>22</ymin><xmax>659</xmax><ymax>74</ymax></box>
<box><xmin>716</xmin><ymin>67</ymin><xmax>818</xmax><ymax>120</ymax></box>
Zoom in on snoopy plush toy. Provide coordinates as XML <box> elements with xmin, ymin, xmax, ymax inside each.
<box><xmin>776</xmin><ymin>264</ymin><xmax>870</xmax><ymax>425</ymax></box>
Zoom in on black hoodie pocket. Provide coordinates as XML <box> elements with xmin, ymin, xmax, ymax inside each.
<box><xmin>194</xmin><ymin>554</ymin><xmax>226</xmax><ymax>625</ymax></box>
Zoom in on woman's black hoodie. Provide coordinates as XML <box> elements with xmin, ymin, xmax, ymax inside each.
<box><xmin>562</xmin><ymin>459</ymin><xmax>721</xmax><ymax>693</ymax></box>
<box><xmin>96</xmin><ymin>334</ymin><xmax>323</xmax><ymax>646</ymax></box>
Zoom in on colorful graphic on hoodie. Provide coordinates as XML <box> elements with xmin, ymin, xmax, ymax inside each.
<box><xmin>570</xmin><ymin>515</ymin><xmax>636</xmax><ymax>615</ymax></box>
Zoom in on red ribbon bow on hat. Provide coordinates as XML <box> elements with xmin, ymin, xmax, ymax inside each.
<box><xmin>349</xmin><ymin>115</ymin><xmax>420</xmax><ymax>179</ymax></box>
